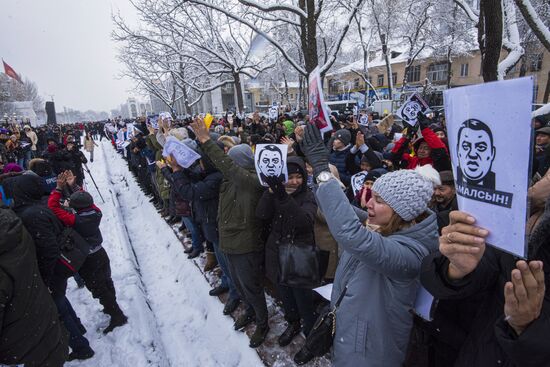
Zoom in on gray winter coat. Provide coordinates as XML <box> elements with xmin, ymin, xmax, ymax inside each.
<box><xmin>315</xmin><ymin>178</ymin><xmax>439</xmax><ymax>367</ymax></box>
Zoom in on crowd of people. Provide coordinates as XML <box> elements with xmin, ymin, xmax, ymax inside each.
<box><xmin>0</xmin><ymin>108</ymin><xmax>548</xmax><ymax>366</ymax></box>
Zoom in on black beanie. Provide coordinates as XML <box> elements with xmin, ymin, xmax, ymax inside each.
<box><xmin>69</xmin><ymin>191</ymin><xmax>94</xmax><ymax>209</ymax></box>
<box><xmin>287</xmin><ymin>162</ymin><xmax>302</xmax><ymax>176</ymax></box>
<box><xmin>29</xmin><ymin>159</ymin><xmax>52</xmax><ymax>177</ymax></box>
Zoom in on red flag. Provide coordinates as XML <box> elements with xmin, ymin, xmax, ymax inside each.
<box><xmin>3</xmin><ymin>60</ymin><xmax>22</xmax><ymax>83</ymax></box>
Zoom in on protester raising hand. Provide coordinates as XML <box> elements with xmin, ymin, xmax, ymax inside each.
<box><xmin>264</xmin><ymin>175</ymin><xmax>286</xmax><ymax>200</ymax></box>
<box><xmin>439</xmin><ymin>210</ymin><xmax>488</xmax><ymax>280</ymax></box>
<box><xmin>299</xmin><ymin>124</ymin><xmax>330</xmax><ymax>178</ymax></box>
<box><xmin>504</xmin><ymin>260</ymin><xmax>545</xmax><ymax>335</ymax></box>
<box><xmin>294</xmin><ymin>126</ymin><xmax>304</xmax><ymax>143</ymax></box>
<box><xmin>167</xmin><ymin>154</ymin><xmax>181</xmax><ymax>172</ymax></box>
<box><xmin>65</xmin><ymin>170</ymin><xmax>76</xmax><ymax>188</ymax></box>
<box><xmin>56</xmin><ymin>171</ymin><xmax>67</xmax><ymax>190</ymax></box>
<box><xmin>280</xmin><ymin>136</ymin><xmax>295</xmax><ymax>154</ymax></box>
<box><xmin>355</xmin><ymin>131</ymin><xmax>365</xmax><ymax>148</ymax></box>
<box><xmin>191</xmin><ymin>117</ymin><xmax>210</xmax><ymax>144</ymax></box>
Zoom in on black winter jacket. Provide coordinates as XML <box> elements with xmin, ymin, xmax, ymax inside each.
<box><xmin>0</xmin><ymin>208</ymin><xmax>68</xmax><ymax>367</ymax></box>
<box><xmin>4</xmin><ymin>175</ymin><xmax>64</xmax><ymax>287</ymax></box>
<box><xmin>255</xmin><ymin>156</ymin><xmax>318</xmax><ymax>285</ymax></box>
<box><xmin>166</xmin><ymin>167</ymin><xmax>223</xmax><ymax>225</ymax></box>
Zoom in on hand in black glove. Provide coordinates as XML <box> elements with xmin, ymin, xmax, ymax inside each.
<box><xmin>404</xmin><ymin>123</ymin><xmax>418</xmax><ymax>140</ymax></box>
<box><xmin>417</xmin><ymin>111</ymin><xmax>431</xmax><ymax>130</ymax></box>
<box><xmin>299</xmin><ymin>124</ymin><xmax>330</xmax><ymax>178</ymax></box>
<box><xmin>264</xmin><ymin>175</ymin><xmax>287</xmax><ymax>200</ymax></box>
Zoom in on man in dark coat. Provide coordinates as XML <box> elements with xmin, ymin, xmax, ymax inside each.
<box><xmin>48</xmin><ymin>172</ymin><xmax>127</xmax><ymax>334</ymax></box>
<box><xmin>192</xmin><ymin>118</ymin><xmax>269</xmax><ymax>349</ymax></box>
<box><xmin>3</xmin><ymin>174</ymin><xmax>95</xmax><ymax>361</ymax></box>
<box><xmin>0</xmin><ymin>208</ymin><xmax>68</xmax><ymax>367</ymax></box>
<box><xmin>65</xmin><ymin>140</ymin><xmax>87</xmax><ymax>186</ymax></box>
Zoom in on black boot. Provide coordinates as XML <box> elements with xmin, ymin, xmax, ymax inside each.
<box><xmin>234</xmin><ymin>312</ymin><xmax>255</xmax><ymax>330</ymax></box>
<box><xmin>294</xmin><ymin>346</ymin><xmax>315</xmax><ymax>365</ymax></box>
<box><xmin>187</xmin><ymin>248</ymin><xmax>203</xmax><ymax>259</ymax></box>
<box><xmin>167</xmin><ymin>216</ymin><xmax>179</xmax><ymax>225</ymax></box>
<box><xmin>67</xmin><ymin>347</ymin><xmax>95</xmax><ymax>361</ymax></box>
<box><xmin>209</xmin><ymin>285</ymin><xmax>229</xmax><ymax>296</ymax></box>
<box><xmin>249</xmin><ymin>324</ymin><xmax>270</xmax><ymax>348</ymax></box>
<box><xmin>278</xmin><ymin>321</ymin><xmax>301</xmax><ymax>347</ymax></box>
<box><xmin>103</xmin><ymin>313</ymin><xmax>128</xmax><ymax>334</ymax></box>
<box><xmin>223</xmin><ymin>298</ymin><xmax>240</xmax><ymax>315</ymax></box>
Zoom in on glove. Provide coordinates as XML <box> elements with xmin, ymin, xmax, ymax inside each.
<box><xmin>417</xmin><ymin>111</ymin><xmax>431</xmax><ymax>130</ymax></box>
<box><xmin>299</xmin><ymin>124</ymin><xmax>330</xmax><ymax>178</ymax></box>
<box><xmin>404</xmin><ymin>124</ymin><xmax>418</xmax><ymax>140</ymax></box>
<box><xmin>264</xmin><ymin>175</ymin><xmax>287</xmax><ymax>200</ymax></box>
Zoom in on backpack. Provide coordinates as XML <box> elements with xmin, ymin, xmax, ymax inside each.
<box><xmin>57</xmin><ymin>227</ymin><xmax>91</xmax><ymax>272</ymax></box>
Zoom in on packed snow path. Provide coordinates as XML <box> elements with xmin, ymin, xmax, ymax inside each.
<box><xmin>65</xmin><ymin>140</ymin><xmax>263</xmax><ymax>367</ymax></box>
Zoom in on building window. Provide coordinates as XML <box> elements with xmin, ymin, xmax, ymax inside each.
<box><xmin>460</xmin><ymin>63</ymin><xmax>469</xmax><ymax>77</ymax></box>
<box><xmin>368</xmin><ymin>76</ymin><xmax>373</xmax><ymax>85</ymax></box>
<box><xmin>377</xmin><ymin>74</ymin><xmax>384</xmax><ymax>87</ymax></box>
<box><xmin>408</xmin><ymin>65</ymin><xmax>421</xmax><ymax>82</ymax></box>
<box><xmin>530</xmin><ymin>53</ymin><xmax>543</xmax><ymax>72</ymax></box>
<box><xmin>329</xmin><ymin>80</ymin><xmax>337</xmax><ymax>93</ymax></box>
<box><xmin>354</xmin><ymin>78</ymin><xmax>360</xmax><ymax>89</ymax></box>
<box><xmin>534</xmin><ymin>85</ymin><xmax>539</xmax><ymax>103</ymax></box>
<box><xmin>392</xmin><ymin>72</ymin><xmax>398</xmax><ymax>85</ymax></box>
<box><xmin>427</xmin><ymin>63</ymin><xmax>448</xmax><ymax>82</ymax></box>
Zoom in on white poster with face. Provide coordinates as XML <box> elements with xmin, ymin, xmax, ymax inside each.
<box><xmin>162</xmin><ymin>136</ymin><xmax>201</xmax><ymax>169</ymax></box>
<box><xmin>396</xmin><ymin>93</ymin><xmax>430</xmax><ymax>127</ymax></box>
<box><xmin>350</xmin><ymin>171</ymin><xmax>368</xmax><ymax>195</ymax></box>
<box><xmin>269</xmin><ymin>106</ymin><xmax>278</xmax><ymax>121</ymax></box>
<box><xmin>444</xmin><ymin>77</ymin><xmax>533</xmax><ymax>258</ymax></box>
<box><xmin>254</xmin><ymin>144</ymin><xmax>288</xmax><ymax>187</ymax></box>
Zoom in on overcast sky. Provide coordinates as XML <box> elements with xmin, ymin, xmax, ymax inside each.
<box><xmin>1</xmin><ymin>0</ymin><xmax>139</xmax><ymax>112</ymax></box>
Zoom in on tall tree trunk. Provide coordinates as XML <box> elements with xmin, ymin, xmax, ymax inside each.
<box><xmin>233</xmin><ymin>72</ymin><xmax>244</xmax><ymax>115</ymax></box>
<box><xmin>543</xmin><ymin>70</ymin><xmax>550</xmax><ymax>104</ymax></box>
<box><xmin>299</xmin><ymin>0</ymin><xmax>319</xmax><ymax>78</ymax></box>
<box><xmin>379</xmin><ymin>34</ymin><xmax>393</xmax><ymax>99</ymax></box>
<box><xmin>479</xmin><ymin>0</ymin><xmax>503</xmax><ymax>82</ymax></box>
<box><xmin>181</xmin><ymin>86</ymin><xmax>190</xmax><ymax>115</ymax></box>
<box><xmin>447</xmin><ymin>47</ymin><xmax>453</xmax><ymax>89</ymax></box>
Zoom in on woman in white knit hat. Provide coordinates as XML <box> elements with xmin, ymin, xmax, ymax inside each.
<box><xmin>296</xmin><ymin>124</ymin><xmax>441</xmax><ymax>367</ymax></box>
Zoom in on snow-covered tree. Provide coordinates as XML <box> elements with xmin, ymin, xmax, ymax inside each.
<box><xmin>179</xmin><ymin>0</ymin><xmax>366</xmax><ymax>79</ymax></box>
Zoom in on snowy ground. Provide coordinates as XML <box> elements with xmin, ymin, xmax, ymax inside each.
<box><xmin>65</xmin><ymin>140</ymin><xmax>263</xmax><ymax>367</ymax></box>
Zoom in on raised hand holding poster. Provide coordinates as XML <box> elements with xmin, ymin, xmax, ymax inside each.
<box><xmin>396</xmin><ymin>93</ymin><xmax>430</xmax><ymax>127</ymax></box>
<box><xmin>162</xmin><ymin>136</ymin><xmax>201</xmax><ymax>169</ymax></box>
<box><xmin>350</xmin><ymin>171</ymin><xmax>368</xmax><ymax>195</ymax></box>
<box><xmin>254</xmin><ymin>144</ymin><xmax>288</xmax><ymax>187</ymax></box>
<box><xmin>308</xmin><ymin>66</ymin><xmax>333</xmax><ymax>135</ymax></box>
<box><xmin>443</xmin><ymin>77</ymin><xmax>533</xmax><ymax>258</ymax></box>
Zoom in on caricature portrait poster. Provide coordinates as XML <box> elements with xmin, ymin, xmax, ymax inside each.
<box><xmin>396</xmin><ymin>93</ymin><xmax>430</xmax><ymax>127</ymax></box>
<box><xmin>254</xmin><ymin>144</ymin><xmax>289</xmax><ymax>187</ymax></box>
<box><xmin>444</xmin><ymin>77</ymin><xmax>533</xmax><ymax>257</ymax></box>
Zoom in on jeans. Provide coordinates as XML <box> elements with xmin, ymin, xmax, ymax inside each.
<box><xmin>277</xmin><ymin>284</ymin><xmax>315</xmax><ymax>335</ymax></box>
<box><xmin>201</xmin><ymin>223</ymin><xmax>239</xmax><ymax>301</ymax></box>
<box><xmin>50</xmin><ymin>273</ymin><xmax>92</xmax><ymax>353</ymax></box>
<box><xmin>181</xmin><ymin>216</ymin><xmax>204</xmax><ymax>252</ymax></box>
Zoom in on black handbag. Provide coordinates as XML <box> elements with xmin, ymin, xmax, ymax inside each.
<box><xmin>278</xmin><ymin>232</ymin><xmax>321</xmax><ymax>288</ymax></box>
<box><xmin>58</xmin><ymin>227</ymin><xmax>91</xmax><ymax>273</ymax></box>
<box><xmin>303</xmin><ymin>286</ymin><xmax>348</xmax><ymax>357</ymax></box>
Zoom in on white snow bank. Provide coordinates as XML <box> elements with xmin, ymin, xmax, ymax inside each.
<box><xmin>65</xmin><ymin>140</ymin><xmax>263</xmax><ymax>367</ymax></box>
